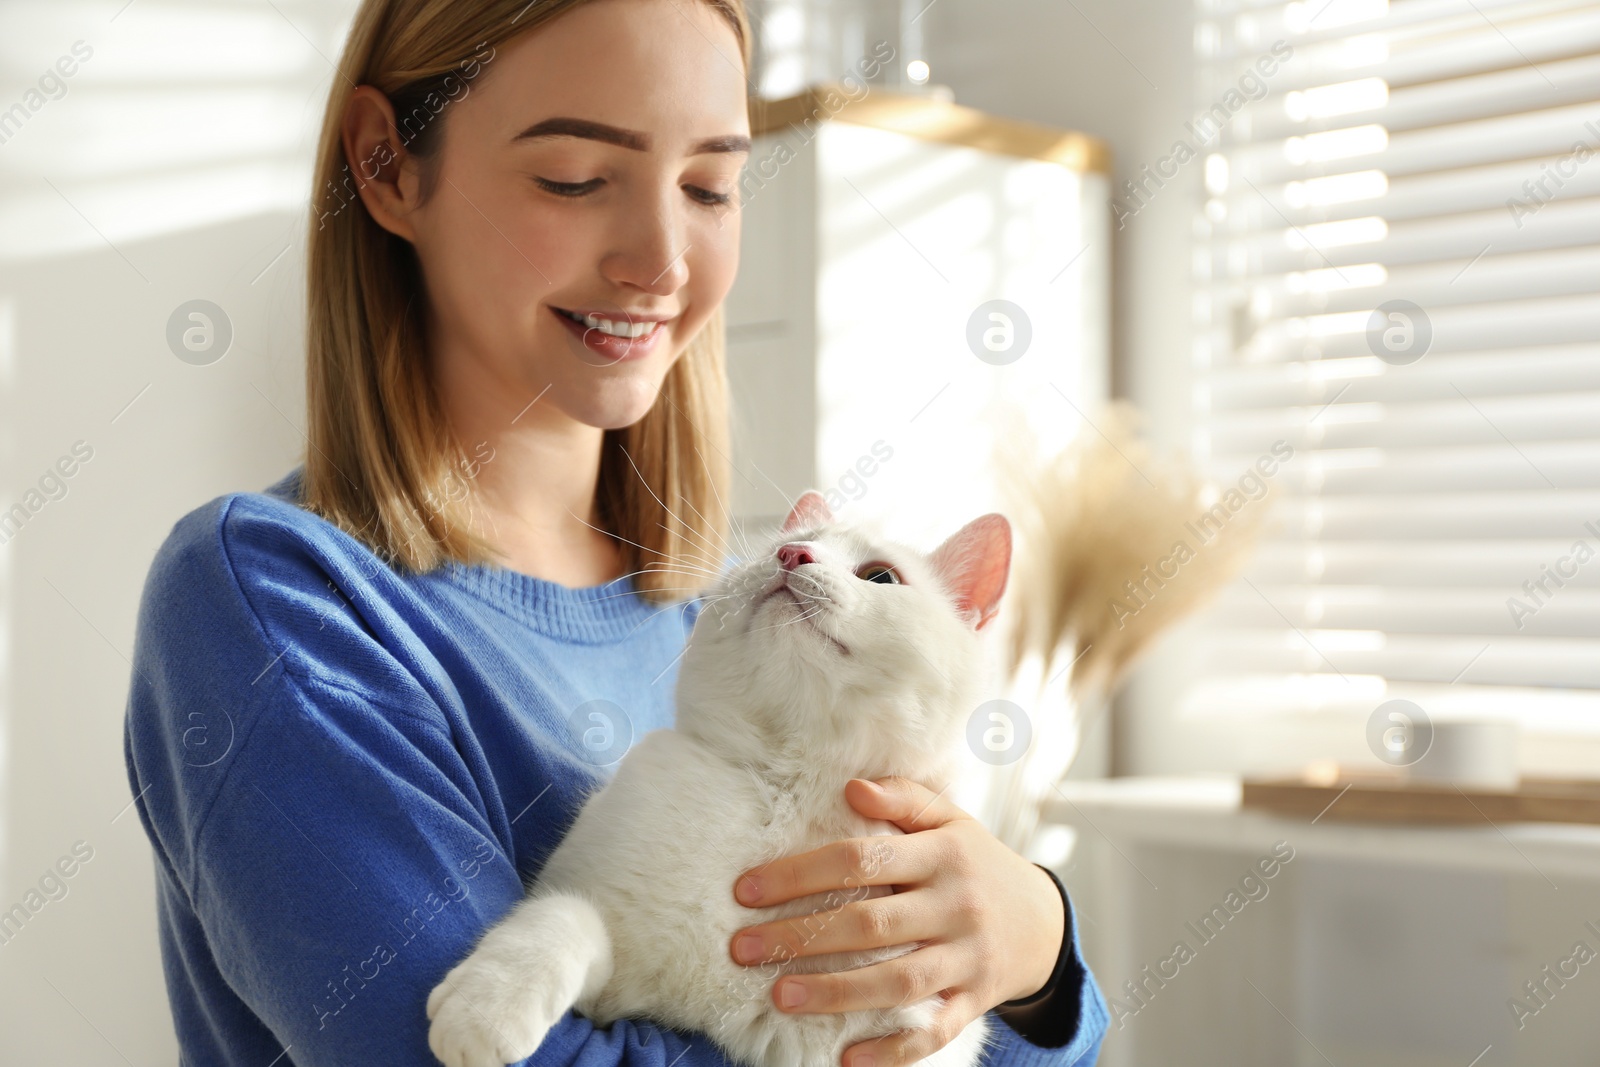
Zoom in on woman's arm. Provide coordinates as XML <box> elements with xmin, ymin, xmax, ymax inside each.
<box><xmin>991</xmin><ymin>865</ymin><xmax>1107</xmax><ymax>1056</ymax></box>
<box><xmin>123</xmin><ymin>497</ymin><xmax>748</xmax><ymax>1067</ymax></box>
<box><xmin>727</xmin><ymin>778</ymin><xmax>1109</xmax><ymax>1067</ymax></box>
<box><xmin>164</xmin><ymin>674</ymin><xmax>740</xmax><ymax>1067</ymax></box>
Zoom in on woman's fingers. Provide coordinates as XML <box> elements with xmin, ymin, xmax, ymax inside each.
<box><xmin>733</xmin><ymin>778</ymin><xmax>968</xmax><ymax>911</ymax></box>
<box><xmin>770</xmin><ymin>943</ymin><xmax>959</xmax><ymax>1016</ymax></box>
<box><xmin>842</xmin><ymin>777</ymin><xmax>973</xmax><ymax>835</ymax></box>
<box><xmin>731</xmin><ymin>889</ymin><xmax>938</xmax><ymax>967</ymax></box>
<box><xmin>840</xmin><ymin>989</ymin><xmax>985</xmax><ymax>1067</ymax></box>
<box><xmin>734</xmin><ymin>831</ymin><xmax>935</xmax><ymax>909</ymax></box>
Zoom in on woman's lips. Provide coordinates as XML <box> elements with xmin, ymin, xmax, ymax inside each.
<box><xmin>551</xmin><ymin>307</ymin><xmax>667</xmax><ymax>363</ymax></box>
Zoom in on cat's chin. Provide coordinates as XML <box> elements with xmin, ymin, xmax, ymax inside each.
<box><xmin>756</xmin><ymin>587</ymin><xmax>850</xmax><ymax>657</ymax></box>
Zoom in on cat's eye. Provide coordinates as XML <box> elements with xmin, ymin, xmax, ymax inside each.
<box><xmin>855</xmin><ymin>562</ymin><xmax>901</xmax><ymax>585</ymax></box>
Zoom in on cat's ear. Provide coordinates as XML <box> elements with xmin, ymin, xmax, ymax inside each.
<box><xmin>781</xmin><ymin>491</ymin><xmax>834</xmax><ymax>535</ymax></box>
<box><xmin>928</xmin><ymin>514</ymin><xmax>1012</xmax><ymax>631</ymax></box>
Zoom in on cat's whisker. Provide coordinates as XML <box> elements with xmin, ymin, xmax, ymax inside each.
<box><xmin>564</xmin><ymin>508</ymin><xmax>671</xmax><ymax>559</ymax></box>
<box><xmin>640</xmin><ymin>543</ymin><xmax>725</xmax><ymax>572</ymax></box>
<box><xmin>643</xmin><ymin>530</ymin><xmax>726</xmax><ymax>577</ymax></box>
<box><xmin>636</xmin><ymin>562</ymin><xmax>722</xmax><ymax>586</ymax></box>
<box><xmin>690</xmin><ymin>442</ymin><xmax>753</xmax><ymax>563</ymax></box>
<box><xmin>782</xmin><ymin>572</ymin><xmax>832</xmax><ymax>600</ymax></box>
<box><xmin>721</xmin><ymin>513</ymin><xmax>752</xmax><ymax>562</ymax></box>
<box><xmin>646</xmin><ymin>526</ymin><xmax>727</xmax><ymax>565</ymax></box>
<box><xmin>557</xmin><ymin>509</ymin><xmax>726</xmax><ymax>589</ymax></box>
<box><xmin>724</xmin><ymin>512</ymin><xmax>755</xmax><ymax>562</ymax></box>
<box><xmin>655</xmin><ymin>518</ymin><xmax>737</xmax><ymax>578</ymax></box>
<box><xmin>639</xmin><ymin>552</ymin><xmax>730</xmax><ymax>580</ymax></box>
<box><xmin>587</xmin><ymin>586</ymin><xmax>727</xmax><ymax>604</ymax></box>
<box><xmin>618</xmin><ymin>444</ymin><xmax>739</xmax><ymax>566</ymax></box>
<box><xmin>616</xmin><ymin>572</ymin><xmax>719</xmax><ymax>597</ymax></box>
<box><xmin>745</xmin><ymin>599</ymin><xmax>832</xmax><ymax>636</ymax></box>
<box><xmin>622</xmin><ymin>594</ymin><xmax>725</xmax><ymax>640</ymax></box>
<box><xmin>615</xmin><ymin>562</ymin><xmax>721</xmax><ymax>584</ymax></box>
<box><xmin>672</xmin><ymin>474</ymin><xmax>748</xmax><ymax>570</ymax></box>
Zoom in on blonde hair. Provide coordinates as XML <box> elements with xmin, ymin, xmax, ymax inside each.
<box><xmin>301</xmin><ymin>0</ymin><xmax>751</xmax><ymax>603</ymax></box>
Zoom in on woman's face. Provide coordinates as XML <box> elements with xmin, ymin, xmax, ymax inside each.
<box><xmin>375</xmin><ymin>0</ymin><xmax>750</xmax><ymax>431</ymax></box>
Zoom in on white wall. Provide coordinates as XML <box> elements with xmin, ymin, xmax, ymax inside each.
<box><xmin>0</xmin><ymin>1</ymin><xmax>358</xmax><ymax>1059</ymax></box>
<box><xmin>917</xmin><ymin>0</ymin><xmax>1202</xmax><ymax>777</ymax></box>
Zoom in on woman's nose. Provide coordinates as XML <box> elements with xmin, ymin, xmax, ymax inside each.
<box><xmin>601</xmin><ymin>196</ymin><xmax>689</xmax><ymax>295</ymax></box>
<box><xmin>777</xmin><ymin>543</ymin><xmax>816</xmax><ymax>571</ymax></box>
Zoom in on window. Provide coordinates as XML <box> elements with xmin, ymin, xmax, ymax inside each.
<box><xmin>1179</xmin><ymin>0</ymin><xmax>1600</xmax><ymax>755</ymax></box>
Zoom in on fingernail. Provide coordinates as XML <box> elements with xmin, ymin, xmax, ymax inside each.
<box><xmin>734</xmin><ymin>934</ymin><xmax>763</xmax><ymax>964</ymax></box>
<box><xmin>737</xmin><ymin>876</ymin><xmax>763</xmax><ymax>904</ymax></box>
<box><xmin>780</xmin><ymin>980</ymin><xmax>808</xmax><ymax>1009</ymax></box>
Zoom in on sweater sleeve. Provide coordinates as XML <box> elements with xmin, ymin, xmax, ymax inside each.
<box><xmin>180</xmin><ymin>673</ymin><xmax>742</xmax><ymax>1067</ymax></box>
<box><xmin>123</xmin><ymin>495</ymin><xmax>747</xmax><ymax>1067</ymax></box>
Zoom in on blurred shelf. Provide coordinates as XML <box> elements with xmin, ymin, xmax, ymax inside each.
<box><xmin>1043</xmin><ymin>776</ymin><xmax>1600</xmax><ymax>881</ymax></box>
<box><xmin>1243</xmin><ymin>772</ymin><xmax>1600</xmax><ymax>827</ymax></box>
<box><xmin>749</xmin><ymin>82</ymin><xmax>1113</xmax><ymax>173</ymax></box>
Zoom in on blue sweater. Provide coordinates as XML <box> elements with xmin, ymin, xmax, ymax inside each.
<box><xmin>123</xmin><ymin>467</ymin><xmax>1108</xmax><ymax>1067</ymax></box>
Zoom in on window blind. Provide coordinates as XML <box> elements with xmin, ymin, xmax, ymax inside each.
<box><xmin>1185</xmin><ymin>0</ymin><xmax>1600</xmax><ymax>727</ymax></box>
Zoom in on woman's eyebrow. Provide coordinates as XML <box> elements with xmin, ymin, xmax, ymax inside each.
<box><xmin>512</xmin><ymin>117</ymin><xmax>750</xmax><ymax>155</ymax></box>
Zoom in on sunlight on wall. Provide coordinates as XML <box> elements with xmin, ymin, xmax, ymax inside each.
<box><xmin>0</xmin><ymin>6</ymin><xmax>360</xmax><ymax>1055</ymax></box>
<box><xmin>0</xmin><ymin>295</ymin><xmax>14</xmax><ymax>897</ymax></box>
<box><xmin>0</xmin><ymin>0</ymin><xmax>356</xmax><ymax>264</ymax></box>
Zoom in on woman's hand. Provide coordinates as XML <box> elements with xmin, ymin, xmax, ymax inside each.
<box><xmin>727</xmin><ymin>776</ymin><xmax>1065</xmax><ymax>1067</ymax></box>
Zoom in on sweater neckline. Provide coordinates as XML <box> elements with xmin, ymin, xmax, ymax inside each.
<box><xmin>264</xmin><ymin>465</ymin><xmax>671</xmax><ymax>645</ymax></box>
<box><xmin>436</xmin><ymin>558</ymin><xmax>664</xmax><ymax>644</ymax></box>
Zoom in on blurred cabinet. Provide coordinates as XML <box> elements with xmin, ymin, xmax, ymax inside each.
<box><xmin>723</xmin><ymin>83</ymin><xmax>1112</xmax><ymax>540</ymax></box>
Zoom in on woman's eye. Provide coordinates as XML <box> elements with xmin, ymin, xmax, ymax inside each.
<box><xmin>855</xmin><ymin>563</ymin><xmax>901</xmax><ymax>585</ymax></box>
<box><xmin>686</xmin><ymin>185</ymin><xmax>733</xmax><ymax>207</ymax></box>
<box><xmin>535</xmin><ymin>177</ymin><xmax>604</xmax><ymax>197</ymax></box>
<box><xmin>534</xmin><ymin>178</ymin><xmax>731</xmax><ymax>207</ymax></box>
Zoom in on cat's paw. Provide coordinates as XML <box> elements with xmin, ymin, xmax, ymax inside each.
<box><xmin>426</xmin><ymin>953</ymin><xmax>566</xmax><ymax>1067</ymax></box>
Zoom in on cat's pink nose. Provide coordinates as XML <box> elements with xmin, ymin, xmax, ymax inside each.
<box><xmin>777</xmin><ymin>543</ymin><xmax>815</xmax><ymax>571</ymax></box>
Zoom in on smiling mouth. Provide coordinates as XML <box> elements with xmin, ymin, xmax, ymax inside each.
<box><xmin>553</xmin><ymin>307</ymin><xmax>666</xmax><ymax>340</ymax></box>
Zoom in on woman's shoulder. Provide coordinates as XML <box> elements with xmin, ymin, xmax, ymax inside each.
<box><xmin>145</xmin><ymin>466</ymin><xmax>402</xmax><ymax>620</ymax></box>
<box><xmin>136</xmin><ymin>466</ymin><xmax>432</xmax><ymax>709</ymax></box>
<box><xmin>127</xmin><ymin>470</ymin><xmax>465</xmax><ymax>898</ymax></box>
<box><xmin>151</xmin><ymin>466</ymin><xmax>357</xmax><ymax>585</ymax></box>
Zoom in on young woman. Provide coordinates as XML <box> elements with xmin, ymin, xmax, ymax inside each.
<box><xmin>121</xmin><ymin>1</ymin><xmax>1108</xmax><ymax>1064</ymax></box>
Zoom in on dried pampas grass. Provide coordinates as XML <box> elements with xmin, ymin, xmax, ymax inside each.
<box><xmin>1002</xmin><ymin>402</ymin><xmax>1272</xmax><ymax>702</ymax></box>
<box><xmin>976</xmin><ymin>402</ymin><xmax>1274</xmax><ymax>854</ymax></box>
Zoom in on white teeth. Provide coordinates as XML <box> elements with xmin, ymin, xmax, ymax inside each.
<box><xmin>566</xmin><ymin>310</ymin><xmax>657</xmax><ymax>339</ymax></box>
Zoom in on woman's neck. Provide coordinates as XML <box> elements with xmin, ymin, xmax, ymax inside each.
<box><xmin>431</xmin><ymin>345</ymin><xmax>624</xmax><ymax>590</ymax></box>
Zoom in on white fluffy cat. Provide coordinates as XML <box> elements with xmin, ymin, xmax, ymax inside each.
<box><xmin>427</xmin><ymin>490</ymin><xmax>1013</xmax><ymax>1067</ymax></box>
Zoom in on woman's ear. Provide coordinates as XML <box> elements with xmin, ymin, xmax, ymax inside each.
<box><xmin>340</xmin><ymin>85</ymin><xmax>423</xmax><ymax>242</ymax></box>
